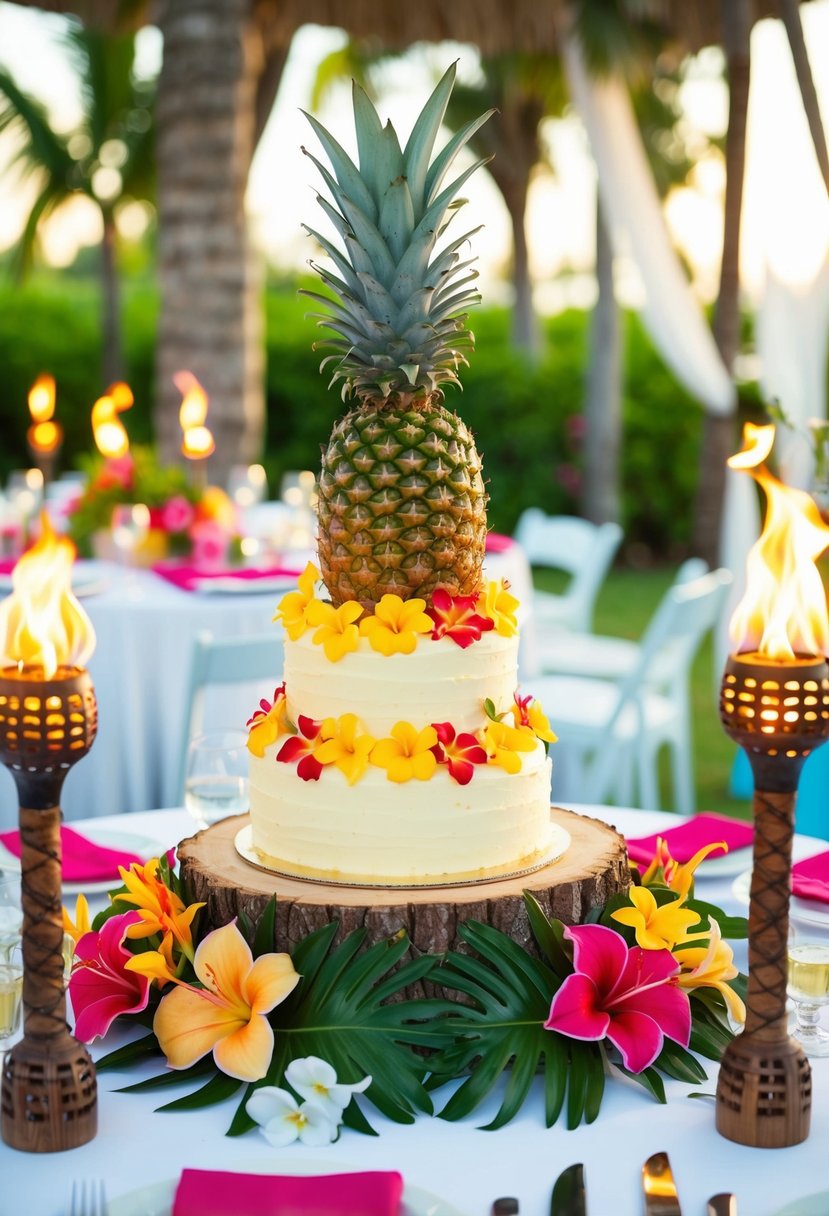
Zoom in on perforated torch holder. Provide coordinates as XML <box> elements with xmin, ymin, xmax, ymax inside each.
<box><xmin>716</xmin><ymin>653</ymin><xmax>829</xmax><ymax>1148</ymax></box>
<box><xmin>0</xmin><ymin>665</ymin><xmax>98</xmax><ymax>1152</ymax></box>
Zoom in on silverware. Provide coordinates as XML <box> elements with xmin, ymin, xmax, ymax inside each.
<box><xmin>707</xmin><ymin>1196</ymin><xmax>737</xmax><ymax>1216</ymax></box>
<box><xmin>492</xmin><ymin>1200</ymin><xmax>519</xmax><ymax>1215</ymax></box>
<box><xmin>67</xmin><ymin>1178</ymin><xmax>108</xmax><ymax>1216</ymax></box>
<box><xmin>550</xmin><ymin>1162</ymin><xmax>587</xmax><ymax>1215</ymax></box>
<box><xmin>642</xmin><ymin>1151</ymin><xmax>682</xmax><ymax>1216</ymax></box>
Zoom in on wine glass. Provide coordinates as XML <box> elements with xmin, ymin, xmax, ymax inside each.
<box><xmin>787</xmin><ymin>921</ymin><xmax>829</xmax><ymax>1057</ymax></box>
<box><xmin>0</xmin><ymin>873</ymin><xmax>22</xmax><ymax>966</ymax></box>
<box><xmin>0</xmin><ymin>961</ymin><xmax>23</xmax><ymax>1055</ymax></box>
<box><xmin>227</xmin><ymin>464</ymin><xmax>268</xmax><ymax>511</ymax></box>
<box><xmin>111</xmin><ymin>502</ymin><xmax>150</xmax><ymax>567</ymax></box>
<box><xmin>184</xmin><ymin>729</ymin><xmax>249</xmax><ymax>829</ymax></box>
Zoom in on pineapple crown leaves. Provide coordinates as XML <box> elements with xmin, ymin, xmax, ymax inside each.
<box><xmin>299</xmin><ymin>62</ymin><xmax>494</xmax><ymax>404</ymax></box>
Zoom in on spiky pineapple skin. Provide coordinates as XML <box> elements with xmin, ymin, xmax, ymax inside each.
<box><xmin>317</xmin><ymin>398</ymin><xmax>488</xmax><ymax>607</ymax></box>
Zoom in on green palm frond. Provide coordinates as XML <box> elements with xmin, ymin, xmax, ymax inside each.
<box><xmin>426</xmin><ymin>915</ymin><xmax>606</xmax><ymax>1131</ymax></box>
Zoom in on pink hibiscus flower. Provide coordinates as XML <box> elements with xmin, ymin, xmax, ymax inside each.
<box><xmin>161</xmin><ymin>495</ymin><xmax>196</xmax><ymax>534</ymax></box>
<box><xmin>190</xmin><ymin>519</ymin><xmax>229</xmax><ymax>571</ymax></box>
<box><xmin>543</xmin><ymin>923</ymin><xmax>691</xmax><ymax>1073</ymax></box>
<box><xmin>68</xmin><ymin>910</ymin><xmax>151</xmax><ymax>1042</ymax></box>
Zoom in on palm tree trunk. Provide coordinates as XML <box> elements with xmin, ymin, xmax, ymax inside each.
<box><xmin>582</xmin><ymin>196</ymin><xmax>621</xmax><ymax>525</ymax></box>
<box><xmin>692</xmin><ymin>0</ymin><xmax>751</xmax><ymax>566</ymax></box>
<box><xmin>506</xmin><ymin>178</ymin><xmax>541</xmax><ymax>359</ymax></box>
<box><xmin>778</xmin><ymin>0</ymin><xmax>829</xmax><ymax>197</ymax></box>
<box><xmin>154</xmin><ymin>0</ymin><xmax>264</xmax><ymax>483</ymax></box>
<box><xmin>100</xmin><ymin>208</ymin><xmax>122</xmax><ymax>385</ymax></box>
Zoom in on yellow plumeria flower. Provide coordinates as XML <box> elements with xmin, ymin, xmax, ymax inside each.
<box><xmin>674</xmin><ymin>916</ymin><xmax>746</xmax><ymax>1024</ymax></box>
<box><xmin>112</xmin><ymin>859</ymin><xmax>204</xmax><ymax>963</ymax></box>
<box><xmin>314</xmin><ymin>714</ymin><xmax>376</xmax><ymax>785</ymax></box>
<box><xmin>511</xmin><ymin>693</ymin><xmax>557</xmax><ymax>744</ymax></box>
<box><xmin>62</xmin><ymin>893</ymin><xmax>91</xmax><ymax>944</ymax></box>
<box><xmin>480</xmin><ymin>719</ymin><xmax>536</xmax><ymax>774</ymax></box>
<box><xmin>611</xmin><ymin>885</ymin><xmax>701</xmax><ymax>951</ymax></box>
<box><xmin>371</xmin><ymin>721</ymin><xmax>438</xmax><ymax>783</ymax></box>
<box><xmin>273</xmin><ymin>562</ymin><xmax>320</xmax><ymax>641</ymax></box>
<box><xmin>127</xmin><ymin>921</ymin><xmax>300</xmax><ymax>1083</ymax></box>
<box><xmin>477</xmin><ymin>579</ymin><xmax>519</xmax><ymax>637</ymax></box>
<box><xmin>246</xmin><ymin>684</ymin><xmax>292</xmax><ymax>758</ymax></box>
<box><xmin>307</xmin><ymin>599</ymin><xmax>363</xmax><ymax>662</ymax></box>
<box><xmin>359</xmin><ymin>594</ymin><xmax>433</xmax><ymax>656</ymax></box>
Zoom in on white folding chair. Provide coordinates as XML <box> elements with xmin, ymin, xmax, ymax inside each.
<box><xmin>175</xmin><ymin>631</ymin><xmax>284</xmax><ymax>803</ymax></box>
<box><xmin>530</xmin><ymin>568</ymin><xmax>732</xmax><ymax>814</ymax></box>
<box><xmin>532</xmin><ymin>557</ymin><xmax>709</xmax><ymax>681</ymax></box>
<box><xmin>514</xmin><ymin>511</ymin><xmax>623</xmax><ymax>634</ymax></box>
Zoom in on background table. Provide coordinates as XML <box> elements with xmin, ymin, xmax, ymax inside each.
<box><xmin>0</xmin><ymin>543</ymin><xmax>533</xmax><ymax>831</ymax></box>
<box><xmin>2</xmin><ymin>804</ymin><xmax>828</xmax><ymax>1216</ymax></box>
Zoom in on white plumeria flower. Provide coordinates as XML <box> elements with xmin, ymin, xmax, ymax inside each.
<box><xmin>285</xmin><ymin>1055</ymin><xmax>371</xmax><ymax>1121</ymax></box>
<box><xmin>246</xmin><ymin>1085</ymin><xmax>338</xmax><ymax>1148</ymax></box>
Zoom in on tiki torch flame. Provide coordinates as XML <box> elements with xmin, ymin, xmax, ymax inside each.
<box><xmin>728</xmin><ymin>422</ymin><xmax>829</xmax><ymax>660</ymax></box>
<box><xmin>92</xmin><ymin>382</ymin><xmax>133</xmax><ymax>459</ymax></box>
<box><xmin>175</xmin><ymin>372</ymin><xmax>215</xmax><ymax>460</ymax></box>
<box><xmin>0</xmin><ymin>514</ymin><xmax>95</xmax><ymax>678</ymax></box>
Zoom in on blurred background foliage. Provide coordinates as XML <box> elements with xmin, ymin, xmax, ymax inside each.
<box><xmin>0</xmin><ymin>272</ymin><xmax>761</xmax><ymax>562</ymax></box>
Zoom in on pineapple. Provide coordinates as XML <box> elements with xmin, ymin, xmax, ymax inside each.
<box><xmin>302</xmin><ymin>64</ymin><xmax>493</xmax><ymax>606</ymax></box>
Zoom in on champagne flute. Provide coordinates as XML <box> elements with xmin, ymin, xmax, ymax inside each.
<box><xmin>787</xmin><ymin>921</ymin><xmax>829</xmax><ymax>1057</ymax></box>
<box><xmin>184</xmin><ymin>729</ymin><xmax>249</xmax><ymax>828</ymax></box>
<box><xmin>0</xmin><ymin>961</ymin><xmax>23</xmax><ymax>1062</ymax></box>
<box><xmin>0</xmin><ymin>873</ymin><xmax>22</xmax><ymax>966</ymax></box>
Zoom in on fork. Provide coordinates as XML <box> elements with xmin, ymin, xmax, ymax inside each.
<box><xmin>67</xmin><ymin>1178</ymin><xmax>108</xmax><ymax>1216</ymax></box>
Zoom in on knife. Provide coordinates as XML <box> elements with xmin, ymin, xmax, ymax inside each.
<box><xmin>642</xmin><ymin>1151</ymin><xmax>682</xmax><ymax>1215</ymax></box>
<box><xmin>707</xmin><ymin>1196</ymin><xmax>737</xmax><ymax>1216</ymax></box>
<box><xmin>550</xmin><ymin>1163</ymin><xmax>587</xmax><ymax>1215</ymax></box>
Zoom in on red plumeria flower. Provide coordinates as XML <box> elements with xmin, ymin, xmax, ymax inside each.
<box><xmin>246</xmin><ymin>683</ymin><xmax>287</xmax><ymax>729</ymax></box>
<box><xmin>430</xmin><ymin>721</ymin><xmax>488</xmax><ymax>786</ymax></box>
<box><xmin>428</xmin><ymin>588</ymin><xmax>495</xmax><ymax>649</ymax></box>
<box><xmin>277</xmin><ymin>714</ymin><xmax>324</xmax><ymax>781</ymax></box>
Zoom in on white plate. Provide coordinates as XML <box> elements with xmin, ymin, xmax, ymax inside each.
<box><xmin>692</xmin><ymin>846</ymin><xmax>754</xmax><ymax>879</ymax></box>
<box><xmin>109</xmin><ymin>1157</ymin><xmax>467</xmax><ymax>1216</ymax></box>
<box><xmin>731</xmin><ymin>837</ymin><xmax>829</xmax><ymax>913</ymax></box>
<box><xmin>0</xmin><ymin>827</ymin><xmax>163</xmax><ymax>895</ymax></box>
<box><xmin>771</xmin><ymin>1191</ymin><xmax>829</xmax><ymax>1216</ymax></box>
<box><xmin>192</xmin><ymin>575</ymin><xmax>299</xmax><ymax>595</ymax></box>
<box><xmin>790</xmin><ymin>895</ymin><xmax>829</xmax><ymax>929</ymax></box>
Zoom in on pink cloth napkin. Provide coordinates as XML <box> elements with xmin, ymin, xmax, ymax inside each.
<box><xmin>792</xmin><ymin>852</ymin><xmax>829</xmax><ymax>904</ymax></box>
<box><xmin>626</xmin><ymin>812</ymin><xmax>754</xmax><ymax>866</ymax></box>
<box><xmin>485</xmin><ymin>532</ymin><xmax>513</xmax><ymax>554</ymax></box>
<box><xmin>172</xmin><ymin>1169</ymin><xmax>404</xmax><ymax>1216</ymax></box>
<box><xmin>0</xmin><ymin>558</ymin><xmax>14</xmax><ymax>575</ymax></box>
<box><xmin>0</xmin><ymin>824</ymin><xmax>144</xmax><ymax>883</ymax></box>
<box><xmin>151</xmin><ymin>562</ymin><xmax>303</xmax><ymax>593</ymax></box>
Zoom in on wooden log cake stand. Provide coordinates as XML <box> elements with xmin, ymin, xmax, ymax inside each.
<box><xmin>178</xmin><ymin>807</ymin><xmax>630</xmax><ymax>959</ymax></box>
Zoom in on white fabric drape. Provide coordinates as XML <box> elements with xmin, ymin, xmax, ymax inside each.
<box><xmin>561</xmin><ymin>33</ymin><xmax>737</xmax><ymax>417</ymax></box>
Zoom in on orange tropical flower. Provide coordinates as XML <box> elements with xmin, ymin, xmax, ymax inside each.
<box><xmin>246</xmin><ymin>683</ymin><xmax>292</xmax><ymax>757</ymax></box>
<box><xmin>476</xmin><ymin>579</ymin><xmax>519</xmax><ymax>637</ymax></box>
<box><xmin>130</xmin><ymin>920</ymin><xmax>300</xmax><ymax>1082</ymax></box>
<box><xmin>640</xmin><ymin>839</ymin><xmax>728</xmax><ymax>899</ymax></box>
<box><xmin>371</xmin><ymin>721</ymin><xmax>438</xmax><ymax>783</ymax></box>
<box><xmin>62</xmin><ymin>893</ymin><xmax>91</xmax><ymax>944</ymax></box>
<box><xmin>611</xmin><ymin>885</ymin><xmax>701</xmax><ymax>951</ymax></box>
<box><xmin>511</xmin><ymin>692</ymin><xmax>557</xmax><ymax>744</ymax></box>
<box><xmin>307</xmin><ymin>599</ymin><xmax>363</xmax><ymax>662</ymax></box>
<box><xmin>314</xmin><ymin>714</ymin><xmax>376</xmax><ymax>785</ymax></box>
<box><xmin>480</xmin><ymin>719</ymin><xmax>536</xmax><ymax>773</ymax></box>
<box><xmin>359</xmin><ymin>594</ymin><xmax>433</xmax><ymax>656</ymax></box>
<box><xmin>274</xmin><ymin>562</ymin><xmax>320</xmax><ymax>640</ymax></box>
<box><xmin>674</xmin><ymin>916</ymin><xmax>746</xmax><ymax>1024</ymax></box>
<box><xmin>112</xmin><ymin>859</ymin><xmax>203</xmax><ymax>963</ymax></box>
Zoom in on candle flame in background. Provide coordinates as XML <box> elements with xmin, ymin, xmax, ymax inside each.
<box><xmin>92</xmin><ymin>382</ymin><xmax>134</xmax><ymax>459</ymax></box>
<box><xmin>728</xmin><ymin>422</ymin><xmax>829</xmax><ymax>660</ymax></box>
<box><xmin>0</xmin><ymin>514</ymin><xmax>95</xmax><ymax>678</ymax></box>
<box><xmin>175</xmin><ymin>371</ymin><xmax>215</xmax><ymax>461</ymax></box>
<box><xmin>27</xmin><ymin>373</ymin><xmax>62</xmax><ymax>455</ymax></box>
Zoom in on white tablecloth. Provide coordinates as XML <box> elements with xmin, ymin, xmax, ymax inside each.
<box><xmin>2</xmin><ymin>804</ymin><xmax>828</xmax><ymax>1216</ymax></box>
<box><xmin>0</xmin><ymin>544</ymin><xmax>533</xmax><ymax>831</ymax></box>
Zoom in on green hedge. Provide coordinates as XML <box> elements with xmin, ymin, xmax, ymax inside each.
<box><xmin>0</xmin><ymin>276</ymin><xmax>714</xmax><ymax>554</ymax></box>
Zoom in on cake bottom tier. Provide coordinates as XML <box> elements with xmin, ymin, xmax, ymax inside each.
<box><xmin>249</xmin><ymin>745</ymin><xmax>553</xmax><ymax>882</ymax></box>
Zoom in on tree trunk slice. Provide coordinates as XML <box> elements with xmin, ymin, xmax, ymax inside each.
<box><xmin>178</xmin><ymin>807</ymin><xmax>630</xmax><ymax>959</ymax></box>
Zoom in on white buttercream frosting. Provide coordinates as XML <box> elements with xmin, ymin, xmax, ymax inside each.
<box><xmin>249</xmin><ymin>741</ymin><xmax>553</xmax><ymax>880</ymax></box>
<box><xmin>284</xmin><ymin>630</ymin><xmax>519</xmax><ymax>736</ymax></box>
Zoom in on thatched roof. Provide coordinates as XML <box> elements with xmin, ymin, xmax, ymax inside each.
<box><xmin>9</xmin><ymin>0</ymin><xmax>811</xmax><ymax>55</ymax></box>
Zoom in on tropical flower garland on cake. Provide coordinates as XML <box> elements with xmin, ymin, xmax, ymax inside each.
<box><xmin>64</xmin><ymin>842</ymin><xmax>747</xmax><ymax>1140</ymax></box>
<box><xmin>250</xmin><ymin>562</ymin><xmax>553</xmax><ymax>785</ymax></box>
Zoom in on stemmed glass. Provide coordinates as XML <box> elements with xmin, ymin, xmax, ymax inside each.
<box><xmin>0</xmin><ymin>872</ymin><xmax>22</xmax><ymax>966</ymax></box>
<box><xmin>787</xmin><ymin>920</ymin><xmax>829</xmax><ymax>1057</ymax></box>
<box><xmin>184</xmin><ymin>730</ymin><xmax>249</xmax><ymax>829</ymax></box>
<box><xmin>111</xmin><ymin>502</ymin><xmax>150</xmax><ymax>565</ymax></box>
<box><xmin>0</xmin><ymin>960</ymin><xmax>23</xmax><ymax>1057</ymax></box>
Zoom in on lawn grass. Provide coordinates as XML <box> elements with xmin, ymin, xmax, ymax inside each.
<box><xmin>533</xmin><ymin>563</ymin><xmax>750</xmax><ymax>822</ymax></box>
